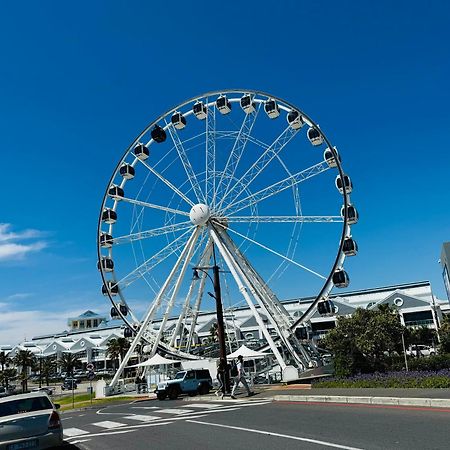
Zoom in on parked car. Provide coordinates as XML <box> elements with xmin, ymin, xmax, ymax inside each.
<box><xmin>61</xmin><ymin>378</ymin><xmax>77</xmax><ymax>391</ymax></box>
<box><xmin>0</xmin><ymin>391</ymin><xmax>63</xmax><ymax>449</ymax></box>
<box><xmin>406</xmin><ymin>345</ymin><xmax>436</xmax><ymax>357</ymax></box>
<box><xmin>32</xmin><ymin>387</ymin><xmax>54</xmax><ymax>396</ymax></box>
<box><xmin>155</xmin><ymin>369</ymin><xmax>212</xmax><ymax>400</ymax></box>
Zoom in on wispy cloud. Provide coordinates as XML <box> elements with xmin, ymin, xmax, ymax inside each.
<box><xmin>0</xmin><ymin>224</ymin><xmax>48</xmax><ymax>261</ymax></box>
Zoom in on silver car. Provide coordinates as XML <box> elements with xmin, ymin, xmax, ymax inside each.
<box><xmin>0</xmin><ymin>392</ymin><xmax>63</xmax><ymax>450</ymax></box>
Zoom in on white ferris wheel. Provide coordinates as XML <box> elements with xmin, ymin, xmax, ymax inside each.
<box><xmin>97</xmin><ymin>89</ymin><xmax>358</xmax><ymax>384</ymax></box>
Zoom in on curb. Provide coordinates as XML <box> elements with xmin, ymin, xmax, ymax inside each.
<box><xmin>272</xmin><ymin>395</ymin><xmax>450</xmax><ymax>408</ymax></box>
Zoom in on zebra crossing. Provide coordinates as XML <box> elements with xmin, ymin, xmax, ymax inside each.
<box><xmin>63</xmin><ymin>399</ymin><xmax>271</xmax><ymax>441</ymax></box>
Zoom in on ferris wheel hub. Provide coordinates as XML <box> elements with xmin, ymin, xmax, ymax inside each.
<box><xmin>189</xmin><ymin>203</ymin><xmax>210</xmax><ymax>226</ymax></box>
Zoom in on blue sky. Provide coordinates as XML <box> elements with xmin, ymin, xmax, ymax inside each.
<box><xmin>1</xmin><ymin>1</ymin><xmax>449</xmax><ymax>344</ymax></box>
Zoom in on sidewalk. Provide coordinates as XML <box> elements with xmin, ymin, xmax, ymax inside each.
<box><xmin>258</xmin><ymin>385</ymin><xmax>450</xmax><ymax>409</ymax></box>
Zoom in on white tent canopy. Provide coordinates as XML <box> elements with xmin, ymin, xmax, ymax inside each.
<box><xmin>227</xmin><ymin>344</ymin><xmax>269</xmax><ymax>360</ymax></box>
<box><xmin>128</xmin><ymin>353</ymin><xmax>181</xmax><ymax>368</ymax></box>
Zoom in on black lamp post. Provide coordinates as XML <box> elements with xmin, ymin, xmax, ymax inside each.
<box><xmin>193</xmin><ymin>247</ymin><xmax>230</xmax><ymax>395</ymax></box>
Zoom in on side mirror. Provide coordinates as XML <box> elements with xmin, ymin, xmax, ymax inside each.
<box><xmin>54</xmin><ymin>403</ymin><xmax>61</xmax><ymax>409</ymax></box>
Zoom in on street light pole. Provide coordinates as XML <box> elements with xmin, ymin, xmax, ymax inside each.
<box><xmin>193</xmin><ymin>245</ymin><xmax>230</xmax><ymax>395</ymax></box>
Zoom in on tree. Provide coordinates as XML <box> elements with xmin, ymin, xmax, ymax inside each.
<box><xmin>59</xmin><ymin>352</ymin><xmax>81</xmax><ymax>378</ymax></box>
<box><xmin>208</xmin><ymin>323</ymin><xmax>218</xmax><ymax>344</ymax></box>
<box><xmin>438</xmin><ymin>316</ymin><xmax>450</xmax><ymax>354</ymax></box>
<box><xmin>322</xmin><ymin>305</ymin><xmax>405</xmax><ymax>377</ymax></box>
<box><xmin>106</xmin><ymin>338</ymin><xmax>130</xmax><ymax>369</ymax></box>
<box><xmin>40</xmin><ymin>356</ymin><xmax>57</xmax><ymax>386</ymax></box>
<box><xmin>13</xmin><ymin>350</ymin><xmax>37</xmax><ymax>393</ymax></box>
<box><xmin>0</xmin><ymin>352</ymin><xmax>15</xmax><ymax>389</ymax></box>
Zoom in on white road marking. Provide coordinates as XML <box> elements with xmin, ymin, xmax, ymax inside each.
<box><xmin>187</xmin><ymin>420</ymin><xmax>363</xmax><ymax>450</ymax></box>
<box><xmin>65</xmin><ymin>422</ymin><xmax>173</xmax><ymax>439</ymax></box>
<box><xmin>92</xmin><ymin>420</ymin><xmax>126</xmax><ymax>429</ymax></box>
<box><xmin>66</xmin><ymin>429</ymin><xmax>136</xmax><ymax>440</ymax></box>
<box><xmin>182</xmin><ymin>404</ymin><xmax>224</xmax><ymax>409</ymax></box>
<box><xmin>63</xmin><ymin>427</ymin><xmax>89</xmax><ymax>437</ymax></box>
<box><xmin>124</xmin><ymin>415</ymin><xmax>162</xmax><ymax>422</ymax></box>
<box><xmin>157</xmin><ymin>408</ymin><xmax>195</xmax><ymax>414</ymax></box>
<box><xmin>131</xmin><ymin>406</ymin><xmax>160</xmax><ymax>410</ymax></box>
<box><xmin>70</xmin><ymin>439</ymin><xmax>92</xmax><ymax>444</ymax></box>
<box><xmin>61</xmin><ymin>416</ymin><xmax>73</xmax><ymax>420</ymax></box>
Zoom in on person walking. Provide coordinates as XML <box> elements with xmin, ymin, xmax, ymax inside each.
<box><xmin>231</xmin><ymin>355</ymin><xmax>254</xmax><ymax>399</ymax></box>
<box><xmin>215</xmin><ymin>359</ymin><xmax>226</xmax><ymax>397</ymax></box>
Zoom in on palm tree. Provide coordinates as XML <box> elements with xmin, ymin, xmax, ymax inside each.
<box><xmin>58</xmin><ymin>352</ymin><xmax>81</xmax><ymax>378</ymax></box>
<box><xmin>40</xmin><ymin>356</ymin><xmax>57</xmax><ymax>386</ymax></box>
<box><xmin>106</xmin><ymin>338</ymin><xmax>130</xmax><ymax>370</ymax></box>
<box><xmin>0</xmin><ymin>368</ymin><xmax>16</xmax><ymax>389</ymax></box>
<box><xmin>13</xmin><ymin>350</ymin><xmax>36</xmax><ymax>393</ymax></box>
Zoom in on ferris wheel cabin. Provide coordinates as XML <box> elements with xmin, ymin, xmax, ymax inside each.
<box><xmin>333</xmin><ymin>269</ymin><xmax>350</xmax><ymax>288</ymax></box>
<box><xmin>171</xmin><ymin>111</ymin><xmax>187</xmax><ymax>130</ymax></box>
<box><xmin>99</xmin><ymin>233</ymin><xmax>113</xmax><ymax>248</ymax></box>
<box><xmin>124</xmin><ymin>327</ymin><xmax>133</xmax><ymax>338</ymax></box>
<box><xmin>341</xmin><ymin>204</ymin><xmax>359</xmax><ymax>225</ymax></box>
<box><xmin>323</xmin><ymin>147</ymin><xmax>341</xmax><ymax>168</ymax></box>
<box><xmin>287</xmin><ymin>110</ymin><xmax>304</xmax><ymax>130</ymax></box>
<box><xmin>102</xmin><ymin>208</ymin><xmax>117</xmax><ymax>224</ymax></box>
<box><xmin>264</xmin><ymin>98</ymin><xmax>280</xmax><ymax>119</ymax></box>
<box><xmin>119</xmin><ymin>304</ymin><xmax>128</xmax><ymax>315</ymax></box>
<box><xmin>216</xmin><ymin>95</ymin><xmax>232</xmax><ymax>114</ymax></box>
<box><xmin>240</xmin><ymin>94</ymin><xmax>256</xmax><ymax>114</ymax></box>
<box><xmin>134</xmin><ymin>143</ymin><xmax>149</xmax><ymax>160</ymax></box>
<box><xmin>307</xmin><ymin>127</ymin><xmax>324</xmax><ymax>146</ymax></box>
<box><xmin>335</xmin><ymin>174</ymin><xmax>353</xmax><ymax>194</ymax></box>
<box><xmin>119</xmin><ymin>164</ymin><xmax>135</xmax><ymax>180</ymax></box>
<box><xmin>102</xmin><ymin>281</ymin><xmax>119</xmax><ymax>296</ymax></box>
<box><xmin>151</xmin><ymin>125</ymin><xmax>166</xmax><ymax>143</ymax></box>
<box><xmin>343</xmin><ymin>237</ymin><xmax>358</xmax><ymax>256</ymax></box>
<box><xmin>97</xmin><ymin>257</ymin><xmax>114</xmax><ymax>272</ymax></box>
<box><xmin>318</xmin><ymin>299</ymin><xmax>335</xmax><ymax>316</ymax></box>
<box><xmin>193</xmin><ymin>101</ymin><xmax>207</xmax><ymax>119</ymax></box>
<box><xmin>108</xmin><ymin>185</ymin><xmax>124</xmax><ymax>201</ymax></box>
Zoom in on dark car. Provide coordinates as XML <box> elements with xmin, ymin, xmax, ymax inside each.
<box><xmin>155</xmin><ymin>369</ymin><xmax>212</xmax><ymax>400</ymax></box>
<box><xmin>61</xmin><ymin>378</ymin><xmax>77</xmax><ymax>391</ymax></box>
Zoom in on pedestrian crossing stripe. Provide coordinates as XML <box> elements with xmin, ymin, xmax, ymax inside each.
<box><xmin>157</xmin><ymin>408</ymin><xmax>195</xmax><ymax>414</ymax></box>
<box><xmin>64</xmin><ymin>427</ymin><xmax>89</xmax><ymax>437</ymax></box>
<box><xmin>123</xmin><ymin>415</ymin><xmax>161</xmax><ymax>421</ymax></box>
<box><xmin>92</xmin><ymin>420</ymin><xmax>126</xmax><ymax>429</ymax></box>
<box><xmin>182</xmin><ymin>404</ymin><xmax>224</xmax><ymax>409</ymax></box>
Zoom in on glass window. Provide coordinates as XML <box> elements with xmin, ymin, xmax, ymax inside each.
<box><xmin>185</xmin><ymin>371</ymin><xmax>195</xmax><ymax>379</ymax></box>
<box><xmin>174</xmin><ymin>371</ymin><xmax>186</xmax><ymax>379</ymax></box>
<box><xmin>0</xmin><ymin>396</ymin><xmax>53</xmax><ymax>417</ymax></box>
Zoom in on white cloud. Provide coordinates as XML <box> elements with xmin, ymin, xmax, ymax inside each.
<box><xmin>0</xmin><ymin>224</ymin><xmax>48</xmax><ymax>261</ymax></box>
<box><xmin>0</xmin><ymin>304</ymin><xmax>103</xmax><ymax>345</ymax></box>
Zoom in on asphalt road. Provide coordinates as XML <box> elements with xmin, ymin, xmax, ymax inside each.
<box><xmin>60</xmin><ymin>397</ymin><xmax>450</xmax><ymax>450</ymax></box>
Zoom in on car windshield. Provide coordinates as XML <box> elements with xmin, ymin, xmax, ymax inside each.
<box><xmin>174</xmin><ymin>371</ymin><xmax>185</xmax><ymax>379</ymax></box>
<box><xmin>0</xmin><ymin>396</ymin><xmax>53</xmax><ymax>417</ymax></box>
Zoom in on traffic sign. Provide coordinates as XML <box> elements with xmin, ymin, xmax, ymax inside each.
<box><xmin>86</xmin><ymin>363</ymin><xmax>94</xmax><ymax>371</ymax></box>
<box><xmin>87</xmin><ymin>371</ymin><xmax>95</xmax><ymax>381</ymax></box>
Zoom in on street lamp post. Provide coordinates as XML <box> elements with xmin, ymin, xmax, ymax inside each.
<box><xmin>193</xmin><ymin>248</ymin><xmax>230</xmax><ymax>395</ymax></box>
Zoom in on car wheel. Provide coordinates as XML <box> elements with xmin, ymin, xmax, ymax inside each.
<box><xmin>157</xmin><ymin>393</ymin><xmax>167</xmax><ymax>400</ymax></box>
<box><xmin>168</xmin><ymin>387</ymin><xmax>179</xmax><ymax>400</ymax></box>
<box><xmin>198</xmin><ymin>383</ymin><xmax>209</xmax><ymax>395</ymax></box>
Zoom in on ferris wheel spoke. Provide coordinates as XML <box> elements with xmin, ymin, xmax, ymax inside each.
<box><xmin>165</xmin><ymin>121</ymin><xmax>205</xmax><ymax>203</ymax></box>
<box><xmin>151</xmin><ymin>227</ymin><xmax>201</xmax><ymax>354</ymax></box>
<box><xmin>213</xmin><ymin>104</ymin><xmax>261</xmax><ymax>209</ymax></box>
<box><xmin>112</xmin><ymin>221</ymin><xmax>193</xmax><ymax>245</ymax></box>
<box><xmin>121</xmin><ymin>197</ymin><xmax>190</xmax><ymax>217</ymax></box>
<box><xmin>136</xmin><ymin>159</ymin><xmax>195</xmax><ymax>207</ymax></box>
<box><xmin>224</xmin><ymin>215</ymin><xmax>343</xmax><ymax>223</ymax></box>
<box><xmin>205</xmin><ymin>100</ymin><xmax>216</xmax><ymax>205</ymax></box>
<box><xmin>226</xmin><ymin>226</ymin><xmax>326</xmax><ymax>280</ymax></box>
<box><xmin>218</xmin><ymin>125</ymin><xmax>299</xmax><ymax>207</ymax></box>
<box><xmin>221</xmin><ymin>160</ymin><xmax>330</xmax><ymax>216</ymax></box>
<box><xmin>115</xmin><ymin>228</ymin><xmax>192</xmax><ymax>289</ymax></box>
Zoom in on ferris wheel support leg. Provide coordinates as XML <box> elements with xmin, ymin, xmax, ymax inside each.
<box><xmin>209</xmin><ymin>227</ymin><xmax>287</xmax><ymax>371</ymax></box>
<box><xmin>170</xmin><ymin>241</ymin><xmax>213</xmax><ymax>348</ymax></box>
<box><xmin>107</xmin><ymin>230</ymin><xmax>200</xmax><ymax>393</ymax></box>
<box><xmin>185</xmin><ymin>264</ymin><xmax>209</xmax><ymax>352</ymax></box>
<box><xmin>151</xmin><ymin>228</ymin><xmax>200</xmax><ymax>355</ymax></box>
<box><xmin>217</xmin><ymin>227</ymin><xmax>312</xmax><ymax>371</ymax></box>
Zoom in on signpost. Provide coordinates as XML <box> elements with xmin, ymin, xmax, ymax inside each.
<box><xmin>86</xmin><ymin>364</ymin><xmax>95</xmax><ymax>404</ymax></box>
